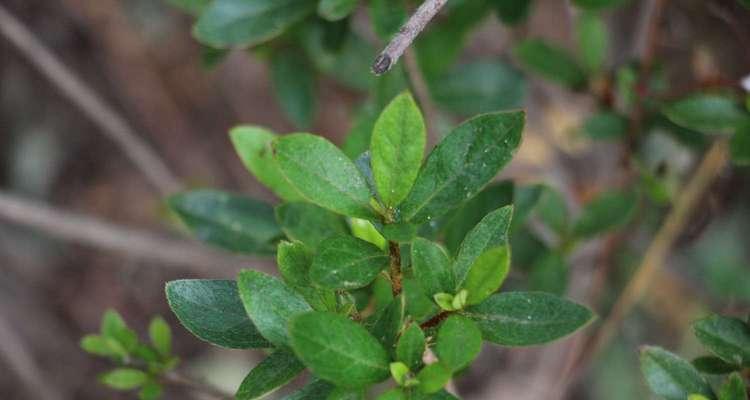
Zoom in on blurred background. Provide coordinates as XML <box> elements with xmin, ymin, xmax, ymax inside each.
<box><xmin>1</xmin><ymin>0</ymin><xmax>749</xmax><ymax>399</ymax></box>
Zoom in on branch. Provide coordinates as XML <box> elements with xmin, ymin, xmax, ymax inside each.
<box><xmin>372</xmin><ymin>0</ymin><xmax>448</xmax><ymax>75</ymax></box>
<box><xmin>0</xmin><ymin>5</ymin><xmax>181</xmax><ymax>196</ymax></box>
<box><xmin>0</xmin><ymin>191</ymin><xmax>271</xmax><ymax>275</ymax></box>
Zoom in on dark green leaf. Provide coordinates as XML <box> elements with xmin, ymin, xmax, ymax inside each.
<box><xmin>236</xmin><ymin>350</ymin><xmax>305</xmax><ymax>400</ymax></box>
<box><xmin>718</xmin><ymin>372</ymin><xmax>747</xmax><ymax>400</ymax></box>
<box><xmin>166</xmin><ymin>0</ymin><xmax>210</xmax><ymax>15</ymax></box>
<box><xmin>640</xmin><ymin>346</ymin><xmax>716</xmax><ymax>400</ymax></box>
<box><xmin>148</xmin><ymin>317</ymin><xmax>171</xmax><ymax>357</ymax></box>
<box><xmin>453</xmin><ymin>206</ymin><xmax>513</xmax><ymax>289</ymax></box>
<box><xmin>514</xmin><ymin>39</ymin><xmax>586</xmax><ymax>88</ymax></box>
<box><xmin>274</xmin><ymin>134</ymin><xmax>377</xmax><ymax>219</ymax></box>
<box><xmin>382</xmin><ymin>222</ymin><xmax>418</xmax><ymax>242</ymax></box>
<box><xmin>289</xmin><ymin>312</ymin><xmax>390</xmax><ymax>388</ymax></box>
<box><xmin>166</xmin><ymin>280</ymin><xmax>270</xmax><ymax>349</ymax></box>
<box><xmin>371</xmin><ymin>92</ymin><xmax>426</xmax><ymax>207</ymax></box>
<box><xmin>576</xmin><ymin>12</ymin><xmax>608</xmax><ymax>73</ymax></box>
<box><xmin>138</xmin><ymin>381</ymin><xmax>162</xmax><ymax>400</ymax></box>
<box><xmin>310</xmin><ymin>235</ymin><xmax>389</xmax><ymax>290</ymax></box>
<box><xmin>327</xmin><ymin>387</ymin><xmax>366</xmax><ymax>400</ymax></box>
<box><xmin>464</xmin><ymin>291</ymin><xmax>594</xmax><ymax>346</ymax></box>
<box><xmin>510</xmin><ymin>184</ymin><xmax>543</xmax><ymax>231</ymax></box>
<box><xmin>277</xmin><ymin>241</ymin><xmax>337</xmax><ymax>311</ymax></box>
<box><xmin>230</xmin><ymin>126</ymin><xmax>303</xmax><ymax>201</ymax></box>
<box><xmin>276</xmin><ymin>202</ymin><xmax>349</xmax><ymax>248</ymax></box>
<box><xmin>282</xmin><ymin>378</ymin><xmax>335</xmax><ymax>400</ymax></box>
<box><xmin>528</xmin><ymin>251</ymin><xmax>569</xmax><ymax>295</ymax></box>
<box><xmin>572</xmin><ymin>189</ymin><xmax>638</xmax><ymax>238</ymax></box>
<box><xmin>572</xmin><ymin>0</ymin><xmax>628</xmax><ymax>10</ymax></box>
<box><xmin>429</xmin><ymin>60</ymin><xmax>526</xmax><ymax>116</ymax></box>
<box><xmin>435</xmin><ymin>315</ymin><xmax>482</xmax><ymax>372</ymax></box>
<box><xmin>411</xmin><ymin>238</ymin><xmax>454</xmax><ymax>297</ymax></box>
<box><xmin>304</xmin><ymin>29</ymin><xmax>375</xmax><ymax>91</ymax></box>
<box><xmin>417</xmin><ymin>363</ymin><xmax>452</xmax><ymax>394</ymax></box>
<box><xmin>396</xmin><ymin>324</ymin><xmax>426</xmax><ymax>371</ymax></box>
<box><xmin>693</xmin><ymin>315</ymin><xmax>750</xmax><ymax>367</ymax></box>
<box><xmin>731</xmin><ymin>119</ymin><xmax>750</xmax><ymax>166</ymax></box>
<box><xmin>271</xmin><ymin>49</ymin><xmax>317</xmax><ymax>129</ymax></box>
<box><xmin>461</xmin><ymin>245</ymin><xmax>511</xmax><ymax>305</ymax></box>
<box><xmin>740</xmin><ymin>0</ymin><xmax>750</xmax><ymax>10</ymax></box>
<box><xmin>318</xmin><ymin>0</ymin><xmax>358</xmax><ymax>21</ymax></box>
<box><xmin>368</xmin><ymin>296</ymin><xmax>406</xmax><ymax>352</ymax></box>
<box><xmin>369</xmin><ymin>0</ymin><xmax>407</xmax><ymax>40</ymax></box>
<box><xmin>535</xmin><ymin>185</ymin><xmax>569</xmax><ymax>234</ymax></box>
<box><xmin>99</xmin><ymin>368</ymin><xmax>148</xmax><ymax>390</ymax></box>
<box><xmin>344</xmin><ymin>102</ymin><xmax>380</xmax><ymax>159</ymax></box>
<box><xmin>403</xmin><ymin>278</ymin><xmax>441</xmax><ymax>323</ymax></box>
<box><xmin>193</xmin><ymin>0</ymin><xmax>317</xmax><ymax>48</ymax></box>
<box><xmin>664</xmin><ymin>94</ymin><xmax>746</xmax><ymax>135</ymax></box>
<box><xmin>692</xmin><ymin>356</ymin><xmax>741</xmax><ymax>375</ymax></box>
<box><xmin>237</xmin><ymin>270</ymin><xmax>312</xmax><ymax>347</ymax></box>
<box><xmin>399</xmin><ymin>110</ymin><xmax>524</xmax><ymax>225</ymax></box>
<box><xmin>582</xmin><ymin>112</ymin><xmax>629</xmax><ymax>141</ymax></box>
<box><xmin>169</xmin><ymin>190</ymin><xmax>280</xmax><ymax>255</ymax></box>
<box><xmin>492</xmin><ymin>0</ymin><xmax>533</xmax><ymax>25</ymax></box>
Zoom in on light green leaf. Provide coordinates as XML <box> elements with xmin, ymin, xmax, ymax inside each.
<box><xmin>718</xmin><ymin>372</ymin><xmax>747</xmax><ymax>400</ymax></box>
<box><xmin>514</xmin><ymin>39</ymin><xmax>586</xmax><ymax>88</ymax></box>
<box><xmin>453</xmin><ymin>206</ymin><xmax>513</xmax><ymax>288</ymax></box>
<box><xmin>582</xmin><ymin>112</ymin><xmax>629</xmax><ymax>141</ymax></box>
<box><xmin>464</xmin><ymin>291</ymin><xmax>595</xmax><ymax>346</ymax></box>
<box><xmin>417</xmin><ymin>363</ymin><xmax>452</xmax><ymax>394</ymax></box>
<box><xmin>148</xmin><ymin>317</ymin><xmax>171</xmax><ymax>357</ymax></box>
<box><xmin>318</xmin><ymin>0</ymin><xmax>358</xmax><ymax>21</ymax></box>
<box><xmin>693</xmin><ymin>315</ymin><xmax>750</xmax><ymax>367</ymax></box>
<box><xmin>166</xmin><ymin>280</ymin><xmax>270</xmax><ymax>349</ymax></box>
<box><xmin>390</xmin><ymin>361</ymin><xmax>411</xmax><ymax>386</ymax></box>
<box><xmin>411</xmin><ymin>238</ymin><xmax>454</xmax><ymax>297</ymax></box>
<box><xmin>572</xmin><ymin>189</ymin><xmax>638</xmax><ymax>238</ymax></box>
<box><xmin>237</xmin><ymin>270</ymin><xmax>312</xmax><ymax>347</ymax></box>
<box><xmin>236</xmin><ymin>350</ymin><xmax>305</xmax><ymax>400</ymax></box>
<box><xmin>731</xmin><ymin>119</ymin><xmax>750</xmax><ymax>166</ymax></box>
<box><xmin>461</xmin><ymin>245</ymin><xmax>511</xmax><ymax>305</ymax></box>
<box><xmin>371</xmin><ymin>92</ymin><xmax>426</xmax><ymax>207</ymax></box>
<box><xmin>193</xmin><ymin>0</ymin><xmax>317</xmax><ymax>48</ymax></box>
<box><xmin>369</xmin><ymin>0</ymin><xmax>407</xmax><ymax>40</ymax></box>
<box><xmin>138</xmin><ymin>381</ymin><xmax>162</xmax><ymax>400</ymax></box>
<box><xmin>80</xmin><ymin>334</ymin><xmax>122</xmax><ymax>358</ymax></box>
<box><xmin>168</xmin><ymin>190</ymin><xmax>281</xmax><ymax>255</ymax></box>
<box><xmin>664</xmin><ymin>94</ymin><xmax>746</xmax><ymax>135</ymax></box>
<box><xmin>230</xmin><ymin>126</ymin><xmax>302</xmax><ymax>201</ymax></box>
<box><xmin>576</xmin><ymin>12</ymin><xmax>608</xmax><ymax>73</ymax></box>
<box><xmin>435</xmin><ymin>315</ymin><xmax>482</xmax><ymax>372</ymax></box>
<box><xmin>399</xmin><ymin>113</ymin><xmax>523</xmax><ymax>224</ymax></box>
<box><xmin>271</xmin><ymin>50</ymin><xmax>317</xmax><ymax>129</ymax></box>
<box><xmin>289</xmin><ymin>312</ymin><xmax>390</xmax><ymax>388</ymax></box>
<box><xmin>276</xmin><ymin>202</ymin><xmax>349</xmax><ymax>248</ymax></box>
<box><xmin>99</xmin><ymin>368</ymin><xmax>148</xmax><ymax>390</ymax></box>
<box><xmin>274</xmin><ymin>134</ymin><xmax>377</xmax><ymax>219</ymax></box>
<box><xmin>310</xmin><ymin>235</ymin><xmax>390</xmax><ymax>290</ymax></box>
<box><xmin>640</xmin><ymin>346</ymin><xmax>716</xmax><ymax>400</ymax></box>
<box><xmin>351</xmin><ymin>218</ymin><xmax>387</xmax><ymax>249</ymax></box>
<box><xmin>327</xmin><ymin>387</ymin><xmax>366</xmax><ymax>400</ymax></box>
<box><xmin>101</xmin><ymin>309</ymin><xmax>137</xmax><ymax>353</ymax></box>
<box><xmin>396</xmin><ymin>324</ymin><xmax>426</xmax><ymax>371</ymax></box>
<box><xmin>377</xmin><ymin>388</ymin><xmax>406</xmax><ymax>400</ymax></box>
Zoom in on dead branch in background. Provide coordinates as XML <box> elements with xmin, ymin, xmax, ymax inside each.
<box><xmin>0</xmin><ymin>4</ymin><xmax>181</xmax><ymax>196</ymax></box>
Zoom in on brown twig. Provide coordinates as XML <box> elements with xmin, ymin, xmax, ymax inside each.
<box><xmin>389</xmin><ymin>241</ymin><xmax>403</xmax><ymax>296</ymax></box>
<box><xmin>0</xmin><ymin>190</ymin><xmax>271</xmax><ymax>275</ymax></box>
<box><xmin>372</xmin><ymin>0</ymin><xmax>448</xmax><ymax>75</ymax></box>
<box><xmin>0</xmin><ymin>4</ymin><xmax>181</xmax><ymax>196</ymax></box>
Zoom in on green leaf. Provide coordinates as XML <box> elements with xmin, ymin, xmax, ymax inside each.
<box><xmin>276</xmin><ymin>202</ymin><xmax>349</xmax><ymax>248</ymax></box>
<box><xmin>166</xmin><ymin>280</ymin><xmax>270</xmax><ymax>349</ymax></box>
<box><xmin>396</xmin><ymin>324</ymin><xmax>426</xmax><ymax>371</ymax></box>
<box><xmin>435</xmin><ymin>315</ymin><xmax>482</xmax><ymax>372</ymax></box>
<box><xmin>453</xmin><ymin>206</ymin><xmax>513</xmax><ymax>288</ymax></box>
<box><xmin>166</xmin><ymin>0</ymin><xmax>210</xmax><ymax>15</ymax></box>
<box><xmin>271</xmin><ymin>49</ymin><xmax>317</xmax><ymax>129</ymax></box>
<box><xmin>461</xmin><ymin>245</ymin><xmax>511</xmax><ymax>305</ymax></box>
<box><xmin>193</xmin><ymin>0</ymin><xmax>317</xmax><ymax>48</ymax></box>
<box><xmin>731</xmin><ymin>119</ymin><xmax>750</xmax><ymax>166</ymax></box>
<box><xmin>664</xmin><ymin>94</ymin><xmax>746</xmax><ymax>135</ymax></box>
<box><xmin>429</xmin><ymin>60</ymin><xmax>527</xmax><ymax>116</ymax></box>
<box><xmin>403</xmin><ymin>278</ymin><xmax>441</xmax><ymax>323</ymax></box>
<box><xmin>237</xmin><ymin>270</ymin><xmax>312</xmax><ymax>347</ymax></box>
<box><xmin>640</xmin><ymin>346</ymin><xmax>716</xmax><ymax>400</ymax></box>
<box><xmin>572</xmin><ymin>0</ymin><xmax>628</xmax><ymax>10</ymax></box>
<box><xmin>377</xmin><ymin>388</ymin><xmax>406</xmax><ymax>400</ymax></box>
<box><xmin>80</xmin><ymin>334</ymin><xmax>121</xmax><ymax>358</ymax></box>
<box><xmin>693</xmin><ymin>315</ymin><xmax>750</xmax><ymax>367</ymax></box>
<box><xmin>168</xmin><ymin>190</ymin><xmax>281</xmax><ymax>255</ymax></box>
<box><xmin>236</xmin><ymin>350</ymin><xmax>305</xmax><ymax>400</ymax></box>
<box><xmin>535</xmin><ymin>185</ymin><xmax>569</xmax><ymax>234</ymax></box>
<box><xmin>148</xmin><ymin>317</ymin><xmax>171</xmax><ymax>357</ymax></box>
<box><xmin>443</xmin><ymin>181</ymin><xmax>514</xmax><ymax>254</ymax></box>
<box><xmin>318</xmin><ymin>0</ymin><xmax>358</xmax><ymax>21</ymax></box>
<box><xmin>230</xmin><ymin>126</ymin><xmax>302</xmax><ymax>201</ymax></box>
<box><xmin>417</xmin><ymin>363</ymin><xmax>452</xmax><ymax>394</ymax></box>
<box><xmin>369</xmin><ymin>0</ymin><xmax>407</xmax><ymax>40</ymax></box>
<box><xmin>718</xmin><ymin>372</ymin><xmax>747</xmax><ymax>400</ymax></box>
<box><xmin>289</xmin><ymin>311</ymin><xmax>390</xmax><ymax>388</ymax></box>
<box><xmin>138</xmin><ymin>381</ymin><xmax>162</xmax><ymax>400</ymax></box>
<box><xmin>692</xmin><ymin>356</ymin><xmax>741</xmax><ymax>375</ymax></box>
<box><xmin>390</xmin><ymin>361</ymin><xmax>411</xmax><ymax>386</ymax></box>
<box><xmin>514</xmin><ymin>39</ymin><xmax>586</xmax><ymax>88</ymax></box>
<box><xmin>572</xmin><ymin>189</ymin><xmax>638</xmax><ymax>238</ymax></box>
<box><xmin>99</xmin><ymin>368</ymin><xmax>148</xmax><ymax>390</ymax></box>
<box><xmin>277</xmin><ymin>241</ymin><xmax>337</xmax><ymax>311</ymax></box>
<box><xmin>351</xmin><ymin>218</ymin><xmax>387</xmax><ymax>249</ymax></box>
<box><xmin>283</xmin><ymin>379</ymin><xmax>335</xmax><ymax>400</ymax></box>
<box><xmin>274</xmin><ymin>134</ymin><xmax>377</xmax><ymax>219</ymax></box>
<box><xmin>528</xmin><ymin>251</ymin><xmax>569</xmax><ymax>295</ymax></box>
<box><xmin>464</xmin><ymin>291</ymin><xmax>594</xmax><ymax>346</ymax></box>
<box><xmin>382</xmin><ymin>222</ymin><xmax>417</xmax><ymax>242</ymax></box>
<box><xmin>398</xmin><ymin>112</ymin><xmax>524</xmax><ymax>224</ymax></box>
<box><xmin>740</xmin><ymin>0</ymin><xmax>750</xmax><ymax>10</ymax></box>
<box><xmin>371</xmin><ymin>92</ymin><xmax>426</xmax><ymax>207</ymax></box>
<box><xmin>582</xmin><ymin>112</ymin><xmax>629</xmax><ymax>141</ymax></box>
<box><xmin>576</xmin><ymin>12</ymin><xmax>608</xmax><ymax>73</ymax></box>
<box><xmin>310</xmin><ymin>235</ymin><xmax>390</xmax><ymax>290</ymax></box>
<box><xmin>328</xmin><ymin>387</ymin><xmax>366</xmax><ymax>400</ymax></box>
<box><xmin>101</xmin><ymin>309</ymin><xmax>137</xmax><ymax>352</ymax></box>
<box><xmin>411</xmin><ymin>238</ymin><xmax>454</xmax><ymax>297</ymax></box>
<box><xmin>492</xmin><ymin>0</ymin><xmax>533</xmax><ymax>25</ymax></box>
<box><xmin>368</xmin><ymin>295</ymin><xmax>407</xmax><ymax>352</ymax></box>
